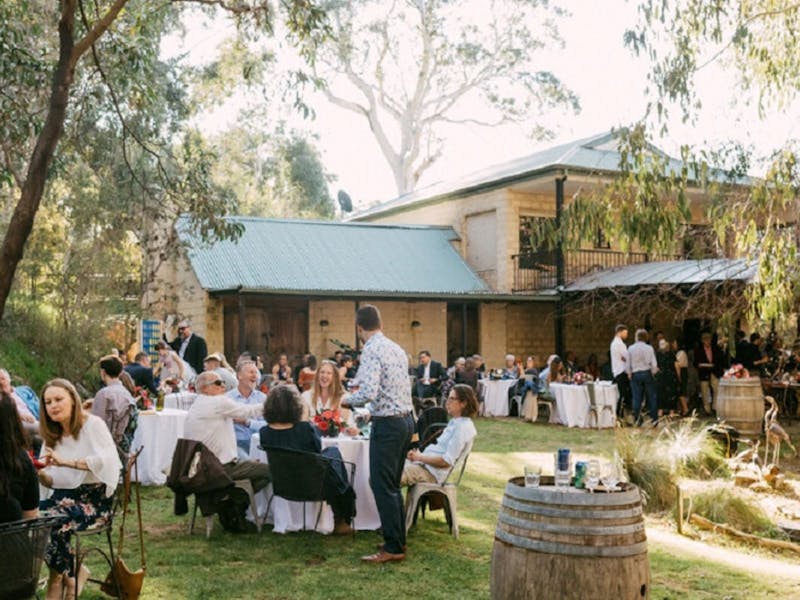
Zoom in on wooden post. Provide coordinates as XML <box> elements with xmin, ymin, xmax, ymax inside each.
<box><xmin>676</xmin><ymin>485</ymin><xmax>684</xmax><ymax>535</ymax></box>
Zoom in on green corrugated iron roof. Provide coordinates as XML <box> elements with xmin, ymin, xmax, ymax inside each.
<box><xmin>178</xmin><ymin>217</ymin><xmax>489</xmax><ymax>296</ymax></box>
<box><xmin>351</xmin><ymin>130</ymin><xmax>754</xmax><ymax>220</ymax></box>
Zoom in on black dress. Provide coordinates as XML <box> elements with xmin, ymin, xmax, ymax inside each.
<box><xmin>656</xmin><ymin>351</ymin><xmax>679</xmax><ymax>413</ymax></box>
<box><xmin>259</xmin><ymin>422</ymin><xmax>355</xmax><ymax>522</ymax></box>
<box><xmin>0</xmin><ymin>450</ymin><xmax>39</xmax><ymax>523</ymax></box>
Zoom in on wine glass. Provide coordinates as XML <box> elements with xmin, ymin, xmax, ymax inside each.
<box><xmin>600</xmin><ymin>462</ymin><xmax>619</xmax><ymax>492</ymax></box>
<box><xmin>585</xmin><ymin>460</ymin><xmax>600</xmax><ymax>494</ymax></box>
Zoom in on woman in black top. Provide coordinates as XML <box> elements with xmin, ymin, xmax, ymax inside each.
<box><xmin>259</xmin><ymin>386</ymin><xmax>356</xmax><ymax>535</ymax></box>
<box><xmin>0</xmin><ymin>392</ymin><xmax>39</xmax><ymax>523</ymax></box>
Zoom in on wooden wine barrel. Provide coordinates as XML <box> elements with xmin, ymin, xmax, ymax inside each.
<box><xmin>491</xmin><ymin>476</ymin><xmax>649</xmax><ymax>600</ymax></box>
<box><xmin>715</xmin><ymin>377</ymin><xmax>764</xmax><ymax>437</ymax></box>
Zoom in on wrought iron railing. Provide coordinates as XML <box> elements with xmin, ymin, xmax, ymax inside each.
<box><xmin>511</xmin><ymin>249</ymin><xmax>680</xmax><ymax>292</ymax></box>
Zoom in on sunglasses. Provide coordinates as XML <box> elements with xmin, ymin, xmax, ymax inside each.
<box><xmin>212</xmin><ymin>380</ymin><xmax>224</xmax><ymax>387</ymax></box>
<box><xmin>177</xmin><ymin>327</ymin><xmax>187</xmax><ymax>332</ymax></box>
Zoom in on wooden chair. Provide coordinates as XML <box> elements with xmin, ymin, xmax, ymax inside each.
<box><xmin>404</xmin><ymin>441</ymin><xmax>473</xmax><ymax>539</ymax></box>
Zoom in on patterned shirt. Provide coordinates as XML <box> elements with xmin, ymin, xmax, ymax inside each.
<box><xmin>348</xmin><ymin>332</ymin><xmax>413</xmax><ymax>417</ymax></box>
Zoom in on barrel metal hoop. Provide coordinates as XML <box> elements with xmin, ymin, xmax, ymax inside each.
<box><xmin>497</xmin><ymin>511</ymin><xmax>646</xmax><ymax>537</ymax></box>
<box><xmin>501</xmin><ymin>496</ymin><xmax>643</xmax><ymax>520</ymax></box>
<box><xmin>494</xmin><ymin>528</ymin><xmax>649</xmax><ymax>558</ymax></box>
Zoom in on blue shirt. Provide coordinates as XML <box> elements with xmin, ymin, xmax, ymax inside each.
<box><xmin>348</xmin><ymin>332</ymin><xmax>413</xmax><ymax>417</ymax></box>
<box><xmin>226</xmin><ymin>387</ymin><xmax>267</xmax><ymax>445</ymax></box>
<box><xmin>420</xmin><ymin>417</ymin><xmax>476</xmax><ymax>483</ymax></box>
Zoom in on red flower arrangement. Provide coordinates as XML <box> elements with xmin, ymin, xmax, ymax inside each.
<box><xmin>313</xmin><ymin>409</ymin><xmax>346</xmax><ymax>437</ymax></box>
<box><xmin>134</xmin><ymin>386</ymin><xmax>153</xmax><ymax>410</ymax></box>
<box><xmin>723</xmin><ymin>364</ymin><xmax>751</xmax><ymax>379</ymax></box>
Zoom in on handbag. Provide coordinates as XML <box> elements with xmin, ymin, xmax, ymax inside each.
<box><xmin>100</xmin><ymin>451</ymin><xmax>147</xmax><ymax>599</ymax></box>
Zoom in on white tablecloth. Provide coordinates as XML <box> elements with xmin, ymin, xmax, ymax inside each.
<box><xmin>131</xmin><ymin>408</ymin><xmax>187</xmax><ymax>484</ymax></box>
<box><xmin>163</xmin><ymin>392</ymin><xmax>197</xmax><ymax>410</ymax></box>
<box><xmin>550</xmin><ymin>383</ymin><xmax>618</xmax><ymax>428</ymax></box>
<box><xmin>248</xmin><ymin>433</ymin><xmax>380</xmax><ymax>533</ymax></box>
<box><xmin>478</xmin><ymin>379</ymin><xmax>518</xmax><ymax>416</ymax></box>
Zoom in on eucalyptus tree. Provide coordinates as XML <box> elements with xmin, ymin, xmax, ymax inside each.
<box><xmin>306</xmin><ymin>0</ymin><xmax>579</xmax><ymax>195</ymax></box>
<box><xmin>0</xmin><ymin>0</ymin><xmax>328</xmax><ymax>322</ymax></box>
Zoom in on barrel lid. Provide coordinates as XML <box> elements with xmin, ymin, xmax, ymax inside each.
<box><xmin>505</xmin><ymin>476</ymin><xmax>642</xmax><ymax>506</ymax></box>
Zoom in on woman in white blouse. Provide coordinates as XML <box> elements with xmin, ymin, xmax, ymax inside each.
<box><xmin>300</xmin><ymin>360</ymin><xmax>357</xmax><ymax>433</ymax></box>
<box><xmin>38</xmin><ymin>379</ymin><xmax>122</xmax><ymax>600</ymax></box>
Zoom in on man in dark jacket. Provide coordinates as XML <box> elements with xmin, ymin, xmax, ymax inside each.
<box><xmin>124</xmin><ymin>352</ymin><xmax>158</xmax><ymax>396</ymax></box>
<box><xmin>165</xmin><ymin>319</ymin><xmax>208</xmax><ymax>376</ymax></box>
<box><xmin>415</xmin><ymin>350</ymin><xmax>448</xmax><ymax>400</ymax></box>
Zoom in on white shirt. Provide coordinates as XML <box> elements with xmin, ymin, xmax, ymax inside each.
<box><xmin>184</xmin><ymin>394</ymin><xmax>264</xmax><ymax>465</ymax></box>
<box><xmin>628</xmin><ymin>342</ymin><xmax>658</xmax><ymax>375</ymax></box>
<box><xmin>40</xmin><ymin>414</ymin><xmax>122</xmax><ymax>497</ymax></box>
<box><xmin>610</xmin><ymin>336</ymin><xmax>629</xmax><ymax>377</ymax></box>
<box><xmin>419</xmin><ymin>417</ymin><xmax>476</xmax><ymax>483</ymax></box>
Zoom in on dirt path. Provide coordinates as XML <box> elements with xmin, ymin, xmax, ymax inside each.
<box><xmin>647</xmin><ymin>524</ymin><xmax>800</xmax><ymax>581</ymax></box>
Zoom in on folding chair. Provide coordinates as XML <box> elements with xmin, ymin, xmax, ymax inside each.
<box><xmin>0</xmin><ymin>515</ymin><xmax>66</xmax><ymax>600</ymax></box>
<box><xmin>262</xmin><ymin>446</ymin><xmax>356</xmax><ymax>536</ymax></box>
<box><xmin>404</xmin><ymin>441</ymin><xmax>473</xmax><ymax>539</ymax></box>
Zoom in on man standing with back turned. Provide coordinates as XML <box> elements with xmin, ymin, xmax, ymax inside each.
<box><xmin>346</xmin><ymin>304</ymin><xmax>415</xmax><ymax>563</ymax></box>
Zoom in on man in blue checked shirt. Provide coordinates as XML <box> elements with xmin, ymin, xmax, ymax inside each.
<box><xmin>226</xmin><ymin>361</ymin><xmax>266</xmax><ymax>459</ymax></box>
<box><xmin>345</xmin><ymin>304</ymin><xmax>414</xmax><ymax>563</ymax></box>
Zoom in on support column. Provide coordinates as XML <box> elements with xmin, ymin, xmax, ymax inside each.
<box><xmin>555</xmin><ymin>174</ymin><xmax>567</xmax><ymax>357</ymax></box>
<box><xmin>237</xmin><ymin>289</ymin><xmax>246</xmax><ymax>355</ymax></box>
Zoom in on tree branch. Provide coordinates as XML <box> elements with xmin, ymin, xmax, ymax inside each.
<box><xmin>71</xmin><ymin>0</ymin><xmax>129</xmax><ymax>63</ymax></box>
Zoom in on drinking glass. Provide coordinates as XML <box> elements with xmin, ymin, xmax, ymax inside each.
<box><xmin>524</xmin><ymin>465</ymin><xmax>541</xmax><ymax>488</ymax></box>
<box><xmin>601</xmin><ymin>462</ymin><xmax>619</xmax><ymax>492</ymax></box>
<box><xmin>585</xmin><ymin>460</ymin><xmax>600</xmax><ymax>494</ymax></box>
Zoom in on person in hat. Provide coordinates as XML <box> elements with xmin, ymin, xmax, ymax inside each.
<box><xmin>203</xmin><ymin>352</ymin><xmax>238</xmax><ymax>392</ymax></box>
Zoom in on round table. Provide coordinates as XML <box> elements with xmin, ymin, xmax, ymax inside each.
<box><xmin>163</xmin><ymin>392</ymin><xmax>197</xmax><ymax>410</ymax></box>
<box><xmin>479</xmin><ymin>379</ymin><xmax>518</xmax><ymax>417</ymax></box>
<box><xmin>131</xmin><ymin>408</ymin><xmax>187</xmax><ymax>485</ymax></box>
<box><xmin>248</xmin><ymin>433</ymin><xmax>380</xmax><ymax>533</ymax></box>
<box><xmin>549</xmin><ymin>383</ymin><xmax>618</xmax><ymax>428</ymax></box>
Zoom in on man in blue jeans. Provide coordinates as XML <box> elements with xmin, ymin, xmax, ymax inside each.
<box><xmin>628</xmin><ymin>328</ymin><xmax>659</xmax><ymax>426</ymax></box>
<box><xmin>346</xmin><ymin>304</ymin><xmax>415</xmax><ymax>563</ymax></box>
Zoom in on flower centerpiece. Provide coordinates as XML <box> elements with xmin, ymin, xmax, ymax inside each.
<box><xmin>314</xmin><ymin>409</ymin><xmax>347</xmax><ymax>437</ymax></box>
<box><xmin>723</xmin><ymin>363</ymin><xmax>750</xmax><ymax>379</ymax></box>
<box><xmin>134</xmin><ymin>386</ymin><xmax>153</xmax><ymax>410</ymax></box>
<box><xmin>572</xmin><ymin>371</ymin><xmax>594</xmax><ymax>385</ymax></box>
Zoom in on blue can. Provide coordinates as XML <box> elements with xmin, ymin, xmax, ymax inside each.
<box><xmin>557</xmin><ymin>448</ymin><xmax>570</xmax><ymax>472</ymax></box>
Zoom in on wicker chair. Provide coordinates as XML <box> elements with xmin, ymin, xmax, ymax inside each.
<box><xmin>0</xmin><ymin>515</ymin><xmax>66</xmax><ymax>600</ymax></box>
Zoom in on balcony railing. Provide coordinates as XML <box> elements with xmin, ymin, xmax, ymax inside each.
<box><xmin>512</xmin><ymin>249</ymin><xmax>681</xmax><ymax>292</ymax></box>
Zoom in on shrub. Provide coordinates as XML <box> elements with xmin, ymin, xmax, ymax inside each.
<box><xmin>688</xmin><ymin>487</ymin><xmax>784</xmax><ymax>539</ymax></box>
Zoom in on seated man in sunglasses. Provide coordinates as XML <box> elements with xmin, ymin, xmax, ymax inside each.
<box><xmin>183</xmin><ymin>371</ymin><xmax>271</xmax><ymax>492</ymax></box>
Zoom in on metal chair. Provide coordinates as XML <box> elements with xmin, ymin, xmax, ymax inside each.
<box><xmin>415</xmin><ymin>406</ymin><xmax>448</xmax><ymax>450</ymax></box>
<box><xmin>73</xmin><ymin>448</ymin><xmax>142</xmax><ymax>599</ymax></box>
<box><xmin>262</xmin><ymin>446</ymin><xmax>356</xmax><ymax>535</ymax></box>
<box><xmin>189</xmin><ymin>479</ymin><xmax>261</xmax><ymax>538</ymax></box>
<box><xmin>0</xmin><ymin>515</ymin><xmax>66</xmax><ymax>600</ymax></box>
<box><xmin>404</xmin><ymin>441</ymin><xmax>473</xmax><ymax>539</ymax></box>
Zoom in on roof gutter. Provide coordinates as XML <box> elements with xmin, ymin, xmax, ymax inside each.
<box><xmin>207</xmin><ymin>288</ymin><xmax>557</xmax><ymax>303</ymax></box>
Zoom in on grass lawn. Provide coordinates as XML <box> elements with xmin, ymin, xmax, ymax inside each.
<box><xmin>74</xmin><ymin>418</ymin><xmax>797</xmax><ymax>599</ymax></box>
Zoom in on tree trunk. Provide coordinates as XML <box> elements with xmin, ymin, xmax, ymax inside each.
<box><xmin>0</xmin><ymin>5</ymin><xmax>77</xmax><ymax>321</ymax></box>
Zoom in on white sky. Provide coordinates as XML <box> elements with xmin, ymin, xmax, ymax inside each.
<box><xmin>163</xmin><ymin>1</ymin><xmax>799</xmax><ymax>209</ymax></box>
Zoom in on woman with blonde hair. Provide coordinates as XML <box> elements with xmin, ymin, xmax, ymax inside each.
<box><xmin>300</xmin><ymin>360</ymin><xmax>357</xmax><ymax>433</ymax></box>
<box><xmin>37</xmin><ymin>378</ymin><xmax>121</xmax><ymax>599</ymax></box>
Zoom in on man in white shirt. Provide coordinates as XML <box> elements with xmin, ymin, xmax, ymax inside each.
<box><xmin>226</xmin><ymin>361</ymin><xmax>266</xmax><ymax>459</ymax></box>
<box><xmin>610</xmin><ymin>324</ymin><xmax>632</xmax><ymax>418</ymax></box>
<box><xmin>627</xmin><ymin>329</ymin><xmax>659</xmax><ymax>426</ymax></box>
<box><xmin>184</xmin><ymin>371</ymin><xmax>270</xmax><ymax>491</ymax></box>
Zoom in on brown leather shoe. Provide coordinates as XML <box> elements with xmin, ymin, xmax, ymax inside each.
<box><xmin>361</xmin><ymin>550</ymin><xmax>405</xmax><ymax>563</ymax></box>
<box><xmin>333</xmin><ymin>522</ymin><xmax>354</xmax><ymax>536</ymax></box>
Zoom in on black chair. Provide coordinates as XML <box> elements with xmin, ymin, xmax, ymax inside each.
<box><xmin>416</xmin><ymin>407</ymin><xmax>448</xmax><ymax>451</ymax></box>
<box><xmin>262</xmin><ymin>446</ymin><xmax>356</xmax><ymax>535</ymax></box>
<box><xmin>0</xmin><ymin>515</ymin><xmax>66</xmax><ymax>600</ymax></box>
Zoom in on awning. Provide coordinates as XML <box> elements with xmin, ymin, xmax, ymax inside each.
<box><xmin>564</xmin><ymin>258</ymin><xmax>757</xmax><ymax>292</ymax></box>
